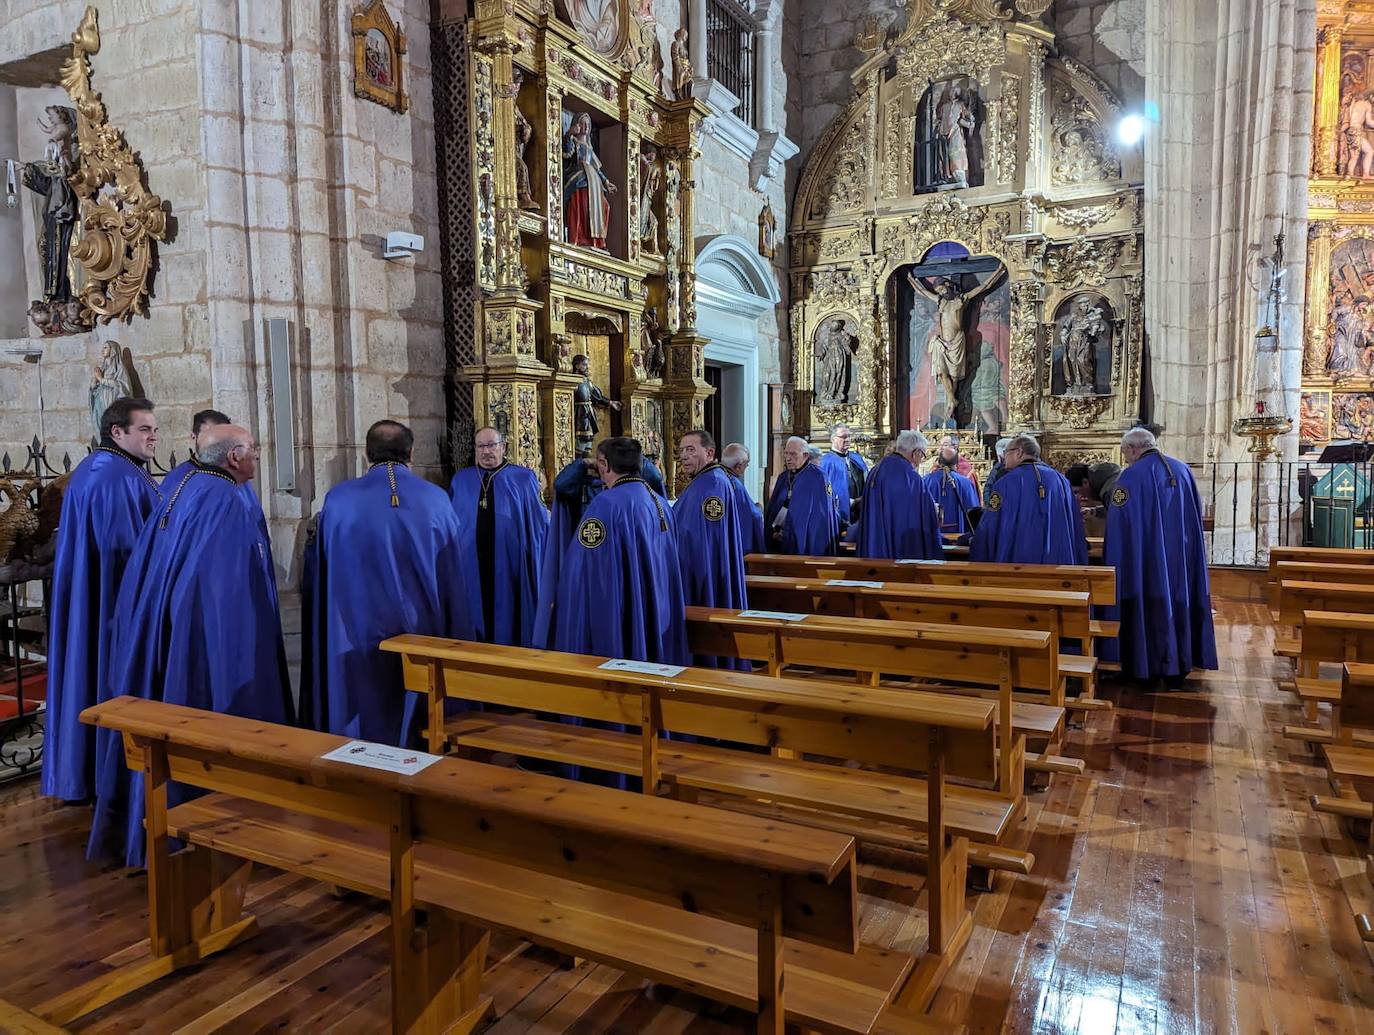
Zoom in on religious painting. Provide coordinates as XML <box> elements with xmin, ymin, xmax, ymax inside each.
<box><xmin>560</xmin><ymin>0</ymin><xmax>626</xmax><ymax>58</ymax></box>
<box><xmin>352</xmin><ymin>1</ymin><xmax>408</xmax><ymax>113</ymax></box>
<box><xmin>914</xmin><ymin>76</ymin><xmax>984</xmax><ymax>193</ymax></box>
<box><xmin>1051</xmin><ymin>293</ymin><xmax>1114</xmax><ymax>397</ymax></box>
<box><xmin>1300</xmin><ymin>390</ymin><xmax>1332</xmax><ymax>447</ymax></box>
<box><xmin>896</xmin><ymin>243</ymin><xmax>1008</xmax><ymax>431</ymax></box>
<box><xmin>1333</xmin><ymin>391</ymin><xmax>1374</xmax><ymax>440</ymax></box>
<box><xmin>814</xmin><ymin>316</ymin><xmax>860</xmax><ymax>407</ymax></box>
<box><xmin>1327</xmin><ymin>237</ymin><xmax>1374</xmax><ymax>375</ymax></box>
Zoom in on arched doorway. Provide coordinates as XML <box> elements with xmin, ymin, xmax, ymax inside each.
<box><xmin>695</xmin><ymin>234</ymin><xmax>781</xmax><ymax>502</ymax></box>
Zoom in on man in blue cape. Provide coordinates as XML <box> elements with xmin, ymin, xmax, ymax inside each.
<box><xmin>722</xmin><ymin>441</ymin><xmax>765</xmax><ymax>554</ymax></box>
<box><xmin>971</xmin><ymin>434</ymin><xmax>1088</xmax><ymax>565</ymax></box>
<box><xmin>922</xmin><ymin>440</ymin><xmax>981</xmax><ymax>536</ymax></box>
<box><xmin>818</xmin><ymin>423</ymin><xmax>869</xmax><ymax>531</ymax></box>
<box><xmin>164</xmin><ymin>408</ymin><xmax>267</xmax><ymax>539</ymax></box>
<box><xmin>1101</xmin><ymin>427</ymin><xmax>1217</xmax><ymax>686</ymax></box>
<box><xmin>534</xmin><ymin>447</ymin><xmax>666</xmax><ymax>646</ymax></box>
<box><xmin>301</xmin><ymin>419</ymin><xmax>476</xmax><ymax>749</ymax></box>
<box><xmin>41</xmin><ymin>397</ymin><xmax>162</xmax><ymax>803</ymax></box>
<box><xmin>674</xmin><ymin>429</ymin><xmax>749</xmax><ymax>668</ymax></box>
<box><xmin>856</xmin><ymin>430</ymin><xmax>942</xmax><ymax>560</ymax></box>
<box><xmin>450</xmin><ymin>426</ymin><xmax>547</xmax><ymax>646</ymax></box>
<box><xmin>765</xmin><ymin>436</ymin><xmax>839</xmax><ymax>555</ymax></box>
<box><xmin>549</xmin><ymin>436</ymin><xmax>688</xmax><ymax>665</ymax></box>
<box><xmin>88</xmin><ymin>425</ymin><xmax>293</xmax><ymax>867</ymax></box>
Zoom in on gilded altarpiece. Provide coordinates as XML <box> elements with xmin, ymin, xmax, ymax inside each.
<box><xmin>448</xmin><ymin>1</ymin><xmax>711</xmax><ymax>492</ymax></box>
<box><xmin>1303</xmin><ymin>1</ymin><xmax>1374</xmax><ymax>445</ymax></box>
<box><xmin>789</xmin><ymin>0</ymin><xmax>1144</xmax><ymax>470</ymax></box>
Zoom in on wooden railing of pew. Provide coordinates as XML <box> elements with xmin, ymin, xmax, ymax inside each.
<box><xmin>1307</xmin><ymin>662</ymin><xmax>1374</xmax><ymax>944</ymax></box>
<box><xmin>1279</xmin><ymin>611</ymin><xmax>1374</xmax><ymax>739</ymax></box>
<box><xmin>50</xmin><ymin>698</ymin><xmax>966</xmax><ymax>1035</ymax></box>
<box><xmin>1272</xmin><ymin>581</ymin><xmax>1374</xmax><ymax>670</ymax></box>
<box><xmin>684</xmin><ymin>605</ymin><xmax>1082</xmax><ymax>790</ymax></box>
<box><xmin>382</xmin><ymin>635</ymin><xmax>1031</xmax><ymax>941</ymax></box>
<box><xmin>743</xmin><ymin>573</ymin><xmax>1103</xmax><ymax>710</ymax></box>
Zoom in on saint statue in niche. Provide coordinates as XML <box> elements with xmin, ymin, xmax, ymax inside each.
<box><xmin>512</xmin><ymin>72</ymin><xmax>538</xmax><ymax>211</ymax></box>
<box><xmin>639</xmin><ymin>305</ymin><xmax>666</xmax><ymax>380</ymax></box>
<box><xmin>815</xmin><ymin>317</ymin><xmax>859</xmax><ymax>407</ymax></box>
<box><xmin>1343</xmin><ymin>87</ymin><xmax>1374</xmax><ymax>180</ymax></box>
<box><xmin>562</xmin><ymin>111</ymin><xmax>617</xmax><ymax>250</ymax></box>
<box><xmin>907</xmin><ymin>271</ymin><xmax>1000</xmax><ymax>416</ymax></box>
<box><xmin>914</xmin><ymin>78</ymin><xmax>983</xmax><ymax>192</ymax></box>
<box><xmin>671</xmin><ymin>28</ymin><xmax>692</xmax><ymax>97</ymax></box>
<box><xmin>573</xmin><ymin>352</ymin><xmax>621</xmax><ymax>454</ymax></box>
<box><xmin>89</xmin><ymin>341</ymin><xmax>132</xmax><ymax>436</ymax></box>
<box><xmin>639</xmin><ymin>147</ymin><xmax>661</xmax><ymax>253</ymax></box>
<box><xmin>1058</xmin><ymin>294</ymin><xmax>1109</xmax><ymax>395</ymax></box>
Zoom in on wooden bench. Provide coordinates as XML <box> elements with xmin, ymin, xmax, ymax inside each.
<box><xmin>743</xmin><ymin>574</ymin><xmax>1101</xmax><ymax>708</ymax></box>
<box><xmin>383</xmin><ymin>635</ymin><xmax>1001</xmax><ymax>1006</ymax></box>
<box><xmin>1269</xmin><ymin>546</ymin><xmax>1374</xmax><ymax>573</ymax></box>
<box><xmin>685</xmin><ymin>606</ymin><xmax>1079</xmax><ymax>790</ymax></box>
<box><xmin>1271</xmin><ymin>561</ymin><xmax>1374</xmax><ymax>611</ymax></box>
<box><xmin>1274</xmin><ymin>582</ymin><xmax>1374</xmax><ymax>661</ymax></box>
<box><xmin>1282</xmin><ymin>612</ymin><xmax>1374</xmax><ymax>740</ymax></box>
<box><xmin>56</xmin><ymin>698</ymin><xmax>945</xmax><ymax>1035</ymax></box>
<box><xmin>382</xmin><ymin>635</ymin><xmax>1030</xmax><ymax>893</ymax></box>
<box><xmin>747</xmin><ymin>553</ymin><xmax>1118</xmax><ymax>608</ymax></box>
<box><xmin>1312</xmin><ymin>663</ymin><xmax>1374</xmax><ymax>943</ymax></box>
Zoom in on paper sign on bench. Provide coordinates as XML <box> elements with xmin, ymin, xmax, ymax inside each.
<box><xmin>738</xmin><ymin>609</ymin><xmax>810</xmax><ymax>622</ymax></box>
<box><xmin>599</xmin><ymin>658</ymin><xmax>687</xmax><ymax>678</ymax></box>
<box><xmin>895</xmin><ymin>558</ymin><xmax>944</xmax><ymax>565</ymax></box>
<box><xmin>826</xmin><ymin>579</ymin><xmax>886</xmax><ymax>589</ymax></box>
<box><xmin>321</xmin><ymin>740</ymin><xmax>444</xmax><ymax>776</ymax></box>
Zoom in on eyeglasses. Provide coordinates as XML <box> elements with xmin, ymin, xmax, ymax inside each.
<box><xmin>475</xmin><ymin>441</ymin><xmax>504</xmax><ymax>450</ymax></box>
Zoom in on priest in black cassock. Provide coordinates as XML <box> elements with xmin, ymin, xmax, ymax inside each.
<box><xmin>674</xmin><ymin>429</ymin><xmax>749</xmax><ymax>668</ymax></box>
<box><xmin>42</xmin><ymin>397</ymin><xmax>162</xmax><ymax>804</ymax></box>
<box><xmin>89</xmin><ymin>425</ymin><xmax>293</xmax><ymax>867</ymax></box>
<box><xmin>303</xmin><ymin>420</ymin><xmax>476</xmax><ymax>747</ymax></box>
<box><xmin>450</xmin><ymin>426</ymin><xmax>548</xmax><ymax>646</ymax></box>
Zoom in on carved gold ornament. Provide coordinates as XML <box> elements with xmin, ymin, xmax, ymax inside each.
<box><xmin>59</xmin><ymin>7</ymin><xmax>168</xmax><ymax>324</ymax></box>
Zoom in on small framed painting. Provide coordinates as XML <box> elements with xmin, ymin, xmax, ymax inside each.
<box><xmin>352</xmin><ymin>0</ymin><xmax>408</xmax><ymax>113</ymax></box>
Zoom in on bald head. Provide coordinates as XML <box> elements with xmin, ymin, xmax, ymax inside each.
<box><xmin>198</xmin><ymin>424</ymin><xmax>257</xmax><ymax>484</ymax></box>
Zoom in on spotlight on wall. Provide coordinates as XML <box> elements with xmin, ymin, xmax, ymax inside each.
<box><xmin>1117</xmin><ymin>113</ymin><xmax>1146</xmax><ymax>147</ymax></box>
<box><xmin>384</xmin><ymin>231</ymin><xmax>424</xmax><ymax>260</ymax></box>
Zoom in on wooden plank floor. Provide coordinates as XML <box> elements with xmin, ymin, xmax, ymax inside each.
<box><xmin>2</xmin><ymin>596</ymin><xmax>1373</xmax><ymax>1032</ymax></box>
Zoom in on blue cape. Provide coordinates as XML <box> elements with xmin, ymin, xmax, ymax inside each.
<box><xmin>302</xmin><ymin>463</ymin><xmax>476</xmax><ymax>747</ymax></box>
<box><xmin>88</xmin><ymin>466</ymin><xmax>293</xmax><ymax>867</ymax></box>
<box><xmin>552</xmin><ymin>477</ymin><xmax>689</xmax><ymax>665</ymax></box>
<box><xmin>535</xmin><ymin>458</ymin><xmax>666</xmax><ymax>647</ymax></box>
<box><xmin>856</xmin><ymin>454</ymin><xmax>942</xmax><ymax>560</ymax></box>
<box><xmin>164</xmin><ymin>459</ymin><xmax>267</xmax><ymax>540</ymax></box>
<box><xmin>41</xmin><ymin>448</ymin><xmax>161</xmax><ymax>802</ymax></box>
<box><xmin>922</xmin><ymin>467</ymin><xmax>981</xmax><ymax>534</ymax></box>
<box><xmin>450</xmin><ymin>462</ymin><xmax>548</xmax><ymax>647</ymax></box>
<box><xmin>764</xmin><ymin>463</ymin><xmax>839</xmax><ymax>555</ymax></box>
<box><xmin>1100</xmin><ymin>451</ymin><xmax>1218</xmax><ymax>679</ymax></box>
<box><xmin>674</xmin><ymin>464</ymin><xmax>750</xmax><ymax>668</ymax></box>
<box><xmin>971</xmin><ymin>461</ymin><xmax>1088</xmax><ymax>565</ymax></box>
<box><xmin>819</xmin><ymin>450</ymin><xmax>870</xmax><ymax>525</ymax></box>
<box><xmin>727</xmin><ymin>471</ymin><xmax>766</xmax><ymax>555</ymax></box>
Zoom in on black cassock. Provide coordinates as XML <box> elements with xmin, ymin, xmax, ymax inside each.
<box><xmin>23</xmin><ymin>160</ymin><xmax>78</xmax><ymax>302</ymax></box>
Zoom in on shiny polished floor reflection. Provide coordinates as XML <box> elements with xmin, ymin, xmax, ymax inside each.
<box><xmin>2</xmin><ymin>593</ymin><xmax>1372</xmax><ymax>1032</ymax></box>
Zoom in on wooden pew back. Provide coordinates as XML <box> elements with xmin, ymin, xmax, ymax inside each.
<box><xmin>746</xmin><ymin>553</ymin><xmax>1116</xmax><ymax>606</ymax></box>
<box><xmin>1276</xmin><ymin>581</ymin><xmax>1374</xmax><ymax>630</ymax></box>
<box><xmin>1269</xmin><ymin>546</ymin><xmax>1374</xmax><ymax>574</ymax></box>
<box><xmin>1298</xmin><ymin>611</ymin><xmax>1374</xmax><ymax>666</ymax></box>
<box><xmin>387</xmin><ymin>636</ymin><xmax>998</xmax><ymax>785</ymax></box>
<box><xmin>1344</xmin><ymin>662</ymin><xmax>1374</xmax><ymax>735</ymax></box>
<box><xmin>745</xmin><ymin>573</ymin><xmax>1088</xmax><ymax>645</ymax></box>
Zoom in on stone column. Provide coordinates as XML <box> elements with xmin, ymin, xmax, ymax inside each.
<box><xmin>689</xmin><ymin>0</ymin><xmax>707</xmax><ymax>79</ymax></box>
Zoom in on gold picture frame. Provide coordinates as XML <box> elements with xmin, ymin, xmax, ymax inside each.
<box><xmin>352</xmin><ymin>0</ymin><xmax>408</xmax><ymax>113</ymax></box>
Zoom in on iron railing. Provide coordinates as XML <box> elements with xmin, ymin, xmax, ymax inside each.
<box><xmin>705</xmin><ymin>0</ymin><xmax>757</xmax><ymax>128</ymax></box>
<box><xmin>1191</xmin><ymin>459</ymin><xmax>1373</xmax><ymax>567</ymax></box>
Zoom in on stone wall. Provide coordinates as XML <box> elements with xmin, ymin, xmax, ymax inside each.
<box><xmin>1053</xmin><ymin>0</ymin><xmax>1146</xmax><ymax>108</ymax></box>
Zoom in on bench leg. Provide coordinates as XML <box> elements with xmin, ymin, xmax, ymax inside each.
<box><xmin>756</xmin><ymin>872</ymin><xmax>785</xmax><ymax>1035</ymax></box>
<box><xmin>393</xmin><ymin>907</ymin><xmax>492</xmax><ymax>1035</ymax></box>
<box><xmin>36</xmin><ymin>847</ymin><xmax>257</xmax><ymax>1027</ymax></box>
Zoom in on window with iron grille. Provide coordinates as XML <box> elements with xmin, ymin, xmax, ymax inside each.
<box><xmin>705</xmin><ymin>0</ymin><xmax>757</xmax><ymax>128</ymax></box>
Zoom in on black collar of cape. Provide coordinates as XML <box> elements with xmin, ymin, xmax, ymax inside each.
<box><xmin>1142</xmin><ymin>448</ymin><xmax>1177</xmax><ymax>486</ymax></box>
<box><xmin>688</xmin><ymin>461</ymin><xmax>728</xmax><ymax>485</ymax></box>
<box><xmin>477</xmin><ymin>459</ymin><xmax>510</xmax><ymax>481</ymax></box>
<box><xmin>95</xmin><ymin>440</ymin><xmax>147</xmax><ymax>469</ymax></box>
<box><xmin>610</xmin><ymin>475</ymin><xmax>668</xmax><ymax>531</ymax></box>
